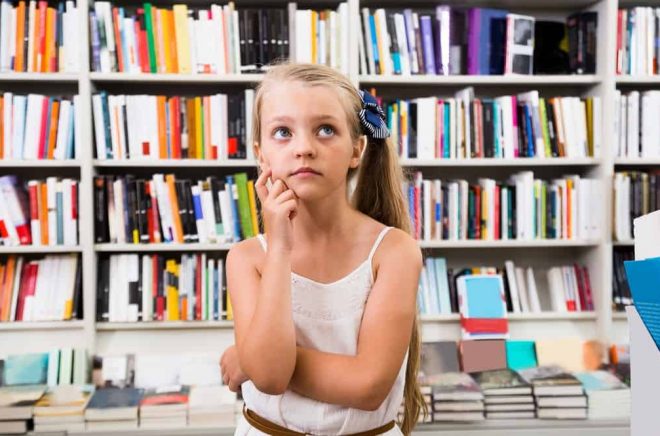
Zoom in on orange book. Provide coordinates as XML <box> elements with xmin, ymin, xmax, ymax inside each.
<box><xmin>15</xmin><ymin>1</ymin><xmax>26</xmax><ymax>72</ymax></box>
<box><xmin>166</xmin><ymin>9</ymin><xmax>178</xmax><ymax>73</ymax></box>
<box><xmin>42</xmin><ymin>7</ymin><xmax>55</xmax><ymax>72</ymax></box>
<box><xmin>0</xmin><ymin>263</ymin><xmax>5</xmax><ymax>321</ymax></box>
<box><xmin>203</xmin><ymin>96</ymin><xmax>212</xmax><ymax>159</ymax></box>
<box><xmin>39</xmin><ymin>181</ymin><xmax>48</xmax><ymax>245</ymax></box>
<box><xmin>194</xmin><ymin>97</ymin><xmax>202</xmax><ymax>159</ymax></box>
<box><xmin>311</xmin><ymin>11</ymin><xmax>317</xmax><ymax>63</ymax></box>
<box><xmin>160</xmin><ymin>9</ymin><xmax>172</xmax><ymax>73</ymax></box>
<box><xmin>1</xmin><ymin>256</ymin><xmax>16</xmax><ymax>321</ymax></box>
<box><xmin>112</xmin><ymin>7</ymin><xmax>124</xmax><ymax>72</ymax></box>
<box><xmin>33</xmin><ymin>1</ymin><xmax>44</xmax><ymax>71</ymax></box>
<box><xmin>46</xmin><ymin>99</ymin><xmax>60</xmax><ymax>159</ymax></box>
<box><xmin>566</xmin><ymin>179</ymin><xmax>573</xmax><ymax>239</ymax></box>
<box><xmin>165</xmin><ymin>174</ymin><xmax>184</xmax><ymax>242</ymax></box>
<box><xmin>186</xmin><ymin>98</ymin><xmax>196</xmax><ymax>159</ymax></box>
<box><xmin>247</xmin><ymin>180</ymin><xmax>259</xmax><ymax>234</ymax></box>
<box><xmin>156</xmin><ymin>96</ymin><xmax>167</xmax><ymax>158</ymax></box>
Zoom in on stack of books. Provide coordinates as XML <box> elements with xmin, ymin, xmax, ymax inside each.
<box><xmin>472</xmin><ymin>369</ymin><xmax>535</xmax><ymax>419</ymax></box>
<box><xmin>188</xmin><ymin>385</ymin><xmax>236</xmax><ymax>427</ymax></box>
<box><xmin>84</xmin><ymin>387</ymin><xmax>143</xmax><ymax>430</ymax></box>
<box><xmin>0</xmin><ymin>384</ymin><xmax>47</xmax><ymax>434</ymax></box>
<box><xmin>519</xmin><ymin>366</ymin><xmax>587</xmax><ymax>419</ymax></box>
<box><xmin>430</xmin><ymin>373</ymin><xmax>485</xmax><ymax>422</ymax></box>
<box><xmin>32</xmin><ymin>385</ymin><xmax>95</xmax><ymax>432</ymax></box>
<box><xmin>139</xmin><ymin>385</ymin><xmax>189</xmax><ymax>429</ymax></box>
<box><xmin>575</xmin><ymin>370</ymin><xmax>631</xmax><ymax>420</ymax></box>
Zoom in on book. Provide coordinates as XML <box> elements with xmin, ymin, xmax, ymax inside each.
<box><xmin>471</xmin><ymin>368</ymin><xmax>532</xmax><ymax>396</ymax></box>
<box><xmin>460</xmin><ymin>340</ymin><xmax>507</xmax><ymax>373</ymax></box>
<box><xmin>427</xmin><ymin>372</ymin><xmax>484</xmax><ymax>402</ymax></box>
<box><xmin>0</xmin><ymin>384</ymin><xmax>47</xmax><ymax>420</ymax></box>
<box><xmin>518</xmin><ymin>365</ymin><xmax>584</xmax><ymax>396</ymax></box>
<box><xmin>457</xmin><ymin>274</ymin><xmax>508</xmax><ymax>339</ymax></box>
<box><xmin>3</xmin><ymin>353</ymin><xmax>48</xmax><ymax>385</ymax></box>
<box><xmin>505</xmin><ymin>340</ymin><xmax>537</xmax><ymax>370</ymax></box>
<box><xmin>84</xmin><ymin>387</ymin><xmax>143</xmax><ymax>421</ymax></box>
<box><xmin>419</xmin><ymin>341</ymin><xmax>460</xmax><ymax>380</ymax></box>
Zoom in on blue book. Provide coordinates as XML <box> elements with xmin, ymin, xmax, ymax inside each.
<box><xmin>506</xmin><ymin>340</ymin><xmax>537</xmax><ymax>370</ymax></box>
<box><xmin>457</xmin><ymin>274</ymin><xmax>508</xmax><ymax>339</ymax></box>
<box><xmin>434</xmin><ymin>258</ymin><xmax>451</xmax><ymax>315</ymax></box>
<box><xmin>368</xmin><ymin>14</ymin><xmax>380</xmax><ymax>74</ymax></box>
<box><xmin>66</xmin><ymin>100</ymin><xmax>75</xmax><ymax>159</ymax></box>
<box><xmin>624</xmin><ymin>257</ymin><xmax>660</xmax><ymax>350</ymax></box>
<box><xmin>425</xmin><ymin>258</ymin><xmax>440</xmax><ymax>314</ymax></box>
<box><xmin>224</xmin><ymin>175</ymin><xmax>242</xmax><ymax>241</ymax></box>
<box><xmin>56</xmin><ymin>187</ymin><xmax>64</xmax><ymax>244</ymax></box>
<box><xmin>443</xmin><ymin>102</ymin><xmax>450</xmax><ymax>158</ymax></box>
<box><xmin>523</xmin><ymin>104</ymin><xmax>535</xmax><ymax>157</ymax></box>
<box><xmin>4</xmin><ymin>353</ymin><xmax>49</xmax><ymax>385</ymax></box>
<box><xmin>479</xmin><ymin>9</ymin><xmax>508</xmax><ymax>75</ymax></box>
<box><xmin>419</xmin><ymin>16</ymin><xmax>436</xmax><ymax>75</ymax></box>
<box><xmin>493</xmin><ymin>100</ymin><xmax>501</xmax><ymax>157</ymax></box>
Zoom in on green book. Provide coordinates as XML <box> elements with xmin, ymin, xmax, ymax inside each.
<box><xmin>143</xmin><ymin>3</ymin><xmax>158</xmax><ymax>73</ymax></box>
<box><xmin>234</xmin><ymin>173</ymin><xmax>254</xmax><ymax>239</ymax></box>
<box><xmin>539</xmin><ymin>98</ymin><xmax>552</xmax><ymax>157</ymax></box>
<box><xmin>505</xmin><ymin>340</ymin><xmax>537</xmax><ymax>371</ymax></box>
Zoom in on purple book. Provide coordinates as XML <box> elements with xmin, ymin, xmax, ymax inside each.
<box><xmin>467</xmin><ymin>8</ymin><xmax>481</xmax><ymax>75</ymax></box>
<box><xmin>420</xmin><ymin>15</ymin><xmax>436</xmax><ymax>75</ymax></box>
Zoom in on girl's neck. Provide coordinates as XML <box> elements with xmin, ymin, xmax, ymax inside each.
<box><xmin>292</xmin><ymin>189</ymin><xmax>359</xmax><ymax>244</ymax></box>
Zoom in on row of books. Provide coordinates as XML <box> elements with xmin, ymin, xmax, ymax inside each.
<box><xmin>0</xmin><ymin>347</ymin><xmax>88</xmax><ymax>386</ymax></box>
<box><xmin>377</xmin><ymin>89</ymin><xmax>601</xmax><ymax>160</ymax></box>
<box><xmin>0</xmin><ymin>383</ymin><xmax>236</xmax><ymax>433</ymax></box>
<box><xmin>0</xmin><ymin>176</ymin><xmax>78</xmax><ymax>247</ymax></box>
<box><xmin>90</xmin><ymin>2</ymin><xmax>289</xmax><ymax>74</ymax></box>
<box><xmin>614</xmin><ymin>90</ymin><xmax>660</xmax><ymax>158</ymax></box>
<box><xmin>613</xmin><ymin>248</ymin><xmax>634</xmax><ymax>310</ymax></box>
<box><xmin>0</xmin><ymin>0</ymin><xmax>80</xmax><ymax>73</ymax></box>
<box><xmin>616</xmin><ymin>7</ymin><xmax>660</xmax><ymax>76</ymax></box>
<box><xmin>92</xmin><ymin>91</ymin><xmax>253</xmax><ymax>161</ymax></box>
<box><xmin>0</xmin><ymin>93</ymin><xmax>77</xmax><ymax>161</ymax></box>
<box><xmin>612</xmin><ymin>171</ymin><xmax>660</xmax><ymax>241</ymax></box>
<box><xmin>94</xmin><ymin>172</ymin><xmax>259</xmax><ymax>245</ymax></box>
<box><xmin>402</xmin><ymin>339</ymin><xmax>629</xmax><ymax>423</ymax></box>
<box><xmin>359</xmin><ymin>8</ymin><xmax>596</xmax><ymax>76</ymax></box>
<box><xmin>417</xmin><ymin>259</ymin><xmax>594</xmax><ymax>317</ymax></box>
<box><xmin>97</xmin><ymin>254</ymin><xmax>229</xmax><ymax>323</ymax></box>
<box><xmin>294</xmin><ymin>3</ymin><xmax>349</xmax><ymax>73</ymax></box>
<box><xmin>0</xmin><ymin>254</ymin><xmax>81</xmax><ymax>322</ymax></box>
<box><xmin>406</xmin><ymin>172</ymin><xmax>601</xmax><ymax>242</ymax></box>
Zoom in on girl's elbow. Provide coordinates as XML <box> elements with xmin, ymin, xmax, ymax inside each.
<box><xmin>252</xmin><ymin>376</ymin><xmax>290</xmax><ymax>396</ymax></box>
<box><xmin>356</xmin><ymin>377</ymin><xmax>390</xmax><ymax>411</ymax></box>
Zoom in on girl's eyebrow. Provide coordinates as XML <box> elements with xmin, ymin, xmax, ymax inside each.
<box><xmin>266</xmin><ymin>114</ymin><xmax>340</xmax><ymax>124</ymax></box>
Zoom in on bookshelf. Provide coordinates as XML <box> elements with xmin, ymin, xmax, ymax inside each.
<box><xmin>0</xmin><ymin>0</ymin><xmax>638</xmax><ymax>430</ymax></box>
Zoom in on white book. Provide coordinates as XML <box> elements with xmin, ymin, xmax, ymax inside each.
<box><xmin>219</xmin><ymin>94</ymin><xmax>228</xmax><ymax>160</ymax></box>
<box><xmin>92</xmin><ymin>95</ymin><xmax>108</xmax><ymax>160</ymax></box>
<box><xmin>191</xmin><ymin>185</ymin><xmax>207</xmax><ymax>243</ymax></box>
<box><xmin>31</xmin><ymin>258</ymin><xmax>48</xmax><ymax>320</ymax></box>
<box><xmin>46</xmin><ymin>177</ymin><xmax>57</xmax><ymax>245</ymax></box>
<box><xmin>147</xmin><ymin>96</ymin><xmax>159</xmax><ymax>159</ymax></box>
<box><xmin>295</xmin><ymin>10</ymin><xmax>312</xmax><ymax>63</ymax></box>
<box><xmin>613</xmin><ymin>90</ymin><xmax>621</xmax><ymax>157</ymax></box>
<box><xmin>515</xmin><ymin>267</ymin><xmax>530</xmax><ymax>312</ymax></box>
<box><xmin>12</xmin><ymin>95</ymin><xmax>26</xmax><ymax>159</ymax></box>
<box><xmin>424</xmin><ymin>258</ymin><xmax>439</xmax><ymax>315</ymax></box>
<box><xmin>459</xmin><ymin>180</ymin><xmax>469</xmax><ymax>240</ymax></box>
<box><xmin>201</xmin><ymin>253</ymin><xmax>208</xmax><ymax>320</ymax></box>
<box><xmin>416</xmin><ymin>97</ymin><xmax>437</xmax><ymax>160</ymax></box>
<box><xmin>394</xmin><ymin>13</ymin><xmax>410</xmax><ymax>76</ymax></box>
<box><xmin>95</xmin><ymin>3</ymin><xmax>111</xmax><ymax>72</ymax></box>
<box><xmin>525</xmin><ymin>267</ymin><xmax>541</xmax><ymax>313</ymax></box>
<box><xmin>47</xmin><ymin>349</ymin><xmax>60</xmax><ymax>386</ymax></box>
<box><xmin>27</xmin><ymin>0</ymin><xmax>36</xmax><ymax>72</ymax></box>
<box><xmin>338</xmin><ymin>2</ymin><xmax>349</xmax><ymax>74</ymax></box>
<box><xmin>55</xmin><ymin>99</ymin><xmax>72</xmax><ymax>161</ymax></box>
<box><xmin>112</xmin><ymin>179</ymin><xmax>125</xmax><ymax>244</ymax></box>
<box><xmin>448</xmin><ymin>182</ymin><xmax>458</xmax><ymax>240</ymax></box>
<box><xmin>403</xmin><ymin>10</ymin><xmax>418</xmax><ymax>74</ymax></box>
<box><xmin>210</xmin><ymin>95</ymin><xmax>222</xmax><ymax>161</ymax></box>
<box><xmin>58</xmin><ymin>348</ymin><xmax>73</xmax><ymax>385</ymax></box>
<box><xmin>62</xmin><ymin>179</ymin><xmax>73</xmax><ymax>245</ymax></box>
<box><xmin>374</xmin><ymin>9</ymin><xmax>392</xmax><ymax>75</ymax></box>
<box><xmin>419</xmin><ymin>264</ymin><xmax>431</xmax><ymax>315</ymax></box>
<box><xmin>355</xmin><ymin>10</ymin><xmax>366</xmax><ymax>74</ymax></box>
<box><xmin>212</xmin><ymin>5</ymin><xmax>226</xmax><ymax>74</ymax></box>
<box><xmin>245</xmin><ymin>89</ymin><xmax>254</xmax><ymax>160</ymax></box>
<box><xmin>361</xmin><ymin>8</ymin><xmax>375</xmax><ymax>75</ymax></box>
<box><xmin>592</xmin><ymin>96</ymin><xmax>602</xmax><ymax>158</ymax></box>
<box><xmin>101</xmin><ymin>2</ymin><xmax>115</xmax><ymax>71</ymax></box>
<box><xmin>546</xmin><ymin>267</ymin><xmax>566</xmax><ymax>312</ymax></box>
<box><xmin>504</xmin><ymin>260</ymin><xmax>521</xmax><ymax>313</ymax></box>
<box><xmin>627</xmin><ymin>91</ymin><xmax>640</xmax><ymax>158</ymax></box>
<box><xmin>201</xmin><ymin>184</ymin><xmax>217</xmax><ymax>243</ymax></box>
<box><xmin>7</xmin><ymin>6</ymin><xmax>14</xmax><ymax>73</ymax></box>
<box><xmin>152</xmin><ymin>174</ymin><xmax>174</xmax><ymax>243</ymax></box>
<box><xmin>437</xmin><ymin>6</ymin><xmax>450</xmax><ymax>76</ymax></box>
<box><xmin>588</xmin><ymin>179</ymin><xmax>602</xmax><ymax>240</ymax></box>
<box><xmin>422</xmin><ymin>180</ymin><xmax>431</xmax><ymax>241</ymax></box>
<box><xmin>2</xmin><ymin>92</ymin><xmax>12</xmax><ymax>158</ymax></box>
<box><xmin>23</xmin><ymin>94</ymin><xmax>42</xmax><ymax>159</ymax></box>
<box><xmin>0</xmin><ymin>2</ymin><xmax>10</xmax><ymax>72</ymax></box>
<box><xmin>218</xmin><ymin>190</ymin><xmax>234</xmax><ymax>243</ymax></box>
<box><xmin>142</xmin><ymin>255</ymin><xmax>152</xmax><ymax>322</ymax></box>
<box><xmin>517</xmin><ymin>91</ymin><xmax>545</xmax><ymax>158</ymax></box>
<box><xmin>73</xmin><ymin>348</ymin><xmax>87</xmax><ymax>385</ymax></box>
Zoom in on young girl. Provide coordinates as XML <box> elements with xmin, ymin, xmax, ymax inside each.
<box><xmin>220</xmin><ymin>62</ymin><xmax>425</xmax><ymax>435</ymax></box>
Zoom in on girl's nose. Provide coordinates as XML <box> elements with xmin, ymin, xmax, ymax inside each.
<box><xmin>293</xmin><ymin>134</ymin><xmax>316</xmax><ymax>158</ymax></box>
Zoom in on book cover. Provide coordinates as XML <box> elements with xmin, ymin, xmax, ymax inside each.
<box><xmin>471</xmin><ymin>368</ymin><xmax>532</xmax><ymax>396</ymax></box>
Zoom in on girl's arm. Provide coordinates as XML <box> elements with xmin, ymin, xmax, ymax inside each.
<box><xmin>227</xmin><ymin>240</ymin><xmax>297</xmax><ymax>395</ymax></box>
<box><xmin>288</xmin><ymin>229</ymin><xmax>422</xmax><ymax>411</ymax></box>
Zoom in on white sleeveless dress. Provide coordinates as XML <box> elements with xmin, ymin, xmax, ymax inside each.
<box><xmin>235</xmin><ymin>226</ymin><xmax>406</xmax><ymax>435</ymax></box>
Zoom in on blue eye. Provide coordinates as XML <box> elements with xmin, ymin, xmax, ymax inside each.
<box><xmin>318</xmin><ymin>125</ymin><xmax>335</xmax><ymax>137</ymax></box>
<box><xmin>273</xmin><ymin>127</ymin><xmax>291</xmax><ymax>139</ymax></box>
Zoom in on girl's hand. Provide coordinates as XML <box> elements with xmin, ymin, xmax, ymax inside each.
<box><xmin>254</xmin><ymin>166</ymin><xmax>298</xmax><ymax>253</ymax></box>
<box><xmin>220</xmin><ymin>345</ymin><xmax>249</xmax><ymax>392</ymax></box>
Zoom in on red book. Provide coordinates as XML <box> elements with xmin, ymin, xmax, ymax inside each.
<box><xmin>195</xmin><ymin>253</ymin><xmax>202</xmax><ymax>320</ymax></box>
<box><xmin>37</xmin><ymin>97</ymin><xmax>49</xmax><ymax>159</ymax></box>
<box><xmin>71</xmin><ymin>181</ymin><xmax>78</xmax><ymax>221</ymax></box>
<box><xmin>582</xmin><ymin>265</ymin><xmax>594</xmax><ymax>311</ymax></box>
<box><xmin>28</xmin><ymin>182</ymin><xmax>39</xmax><ymax>229</ymax></box>
<box><xmin>14</xmin><ymin>262</ymin><xmax>31</xmax><ymax>321</ymax></box>
<box><xmin>16</xmin><ymin>262</ymin><xmax>38</xmax><ymax>320</ymax></box>
<box><xmin>227</xmin><ymin>137</ymin><xmax>237</xmax><ymax>157</ymax></box>
<box><xmin>173</xmin><ymin>97</ymin><xmax>181</xmax><ymax>159</ymax></box>
<box><xmin>474</xmin><ymin>185</ymin><xmax>481</xmax><ymax>240</ymax></box>
<box><xmin>414</xmin><ymin>183</ymin><xmax>421</xmax><ymax>240</ymax></box>
<box><xmin>37</xmin><ymin>2</ymin><xmax>47</xmax><ymax>71</ymax></box>
<box><xmin>136</xmin><ymin>9</ymin><xmax>149</xmax><ymax>73</ymax></box>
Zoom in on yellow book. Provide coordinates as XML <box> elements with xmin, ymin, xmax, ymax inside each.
<box><xmin>172</xmin><ymin>4</ymin><xmax>191</xmax><ymax>73</ymax></box>
<box><xmin>247</xmin><ymin>180</ymin><xmax>259</xmax><ymax>234</ymax></box>
<box><xmin>311</xmin><ymin>11</ymin><xmax>317</xmax><ymax>63</ymax></box>
<box><xmin>166</xmin><ymin>259</ymin><xmax>180</xmax><ymax>321</ymax></box>
<box><xmin>481</xmin><ymin>187</ymin><xmax>488</xmax><ymax>240</ymax></box>
<box><xmin>63</xmin><ymin>300</ymin><xmax>73</xmax><ymax>320</ymax></box>
<box><xmin>585</xmin><ymin>98</ymin><xmax>594</xmax><ymax>157</ymax></box>
<box><xmin>43</xmin><ymin>7</ymin><xmax>55</xmax><ymax>72</ymax></box>
<box><xmin>374</xmin><ymin>10</ymin><xmax>387</xmax><ymax>75</ymax></box>
<box><xmin>194</xmin><ymin>97</ymin><xmax>203</xmax><ymax>159</ymax></box>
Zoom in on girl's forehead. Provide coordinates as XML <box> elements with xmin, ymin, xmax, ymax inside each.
<box><xmin>261</xmin><ymin>81</ymin><xmax>348</xmax><ymax>116</ymax></box>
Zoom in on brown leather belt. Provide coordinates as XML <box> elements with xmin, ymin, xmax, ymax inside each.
<box><xmin>243</xmin><ymin>405</ymin><xmax>396</xmax><ymax>436</ymax></box>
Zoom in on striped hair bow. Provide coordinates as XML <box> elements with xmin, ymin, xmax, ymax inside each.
<box><xmin>358</xmin><ymin>90</ymin><xmax>390</xmax><ymax>139</ymax></box>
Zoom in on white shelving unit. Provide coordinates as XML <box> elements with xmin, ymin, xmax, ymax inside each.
<box><xmin>0</xmin><ymin>0</ymin><xmax>640</xmax><ymax>407</ymax></box>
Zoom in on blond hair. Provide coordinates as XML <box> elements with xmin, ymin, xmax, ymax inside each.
<box><xmin>251</xmin><ymin>62</ymin><xmax>427</xmax><ymax>434</ymax></box>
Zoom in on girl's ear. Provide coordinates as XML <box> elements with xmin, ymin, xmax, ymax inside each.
<box><xmin>253</xmin><ymin>142</ymin><xmax>264</xmax><ymax>169</ymax></box>
<box><xmin>349</xmin><ymin>136</ymin><xmax>367</xmax><ymax>168</ymax></box>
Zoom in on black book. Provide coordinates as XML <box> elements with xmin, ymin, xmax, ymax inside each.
<box><xmin>183</xmin><ymin>180</ymin><xmax>198</xmax><ymax>243</ymax></box>
<box><xmin>125</xmin><ymin>175</ymin><xmax>139</xmax><ymax>244</ymax></box>
<box><xmin>408</xmin><ymin>101</ymin><xmax>417</xmax><ymax>158</ymax></box>
<box><xmin>446</xmin><ymin>268</ymin><xmax>459</xmax><ymax>313</ymax></box>
<box><xmin>120</xmin><ymin>177</ymin><xmax>130</xmax><ymax>243</ymax></box>
<box><xmin>449</xmin><ymin>9</ymin><xmax>466</xmax><ymax>74</ymax></box>
<box><xmin>121</xmin><ymin>102</ymin><xmax>130</xmax><ymax>159</ymax></box>
<box><xmin>128</xmin><ymin>259</ymin><xmax>139</xmax><ymax>317</ymax></box>
<box><xmin>441</xmin><ymin>184</ymin><xmax>449</xmax><ymax>240</ymax></box>
<box><xmin>174</xmin><ymin>180</ymin><xmax>190</xmax><ymax>243</ymax></box>
<box><xmin>239</xmin><ymin>9</ymin><xmax>248</xmax><ymax>71</ymax></box>
<box><xmin>71</xmin><ymin>256</ymin><xmax>83</xmax><ymax>320</ymax></box>
<box><xmin>208</xmin><ymin>177</ymin><xmax>224</xmax><ymax>237</ymax></box>
<box><xmin>516</xmin><ymin>104</ymin><xmax>528</xmax><ymax>157</ymax></box>
<box><xmin>97</xmin><ymin>257</ymin><xmax>110</xmax><ymax>321</ymax></box>
<box><xmin>104</xmin><ymin>176</ymin><xmax>115</xmax><ymax>242</ymax></box>
<box><xmin>386</xmin><ymin>12</ymin><xmax>400</xmax><ymax>74</ymax></box>
<box><xmin>581</xmin><ymin>12</ymin><xmax>598</xmax><ymax>74</ymax></box>
<box><xmin>482</xmin><ymin>100</ymin><xmax>494</xmax><ymax>158</ymax></box>
<box><xmin>259</xmin><ymin>9</ymin><xmax>268</xmax><ymax>68</ymax></box>
<box><xmin>545</xmin><ymin>99</ymin><xmax>559</xmax><ymax>157</ymax></box>
<box><xmin>239</xmin><ymin>94</ymin><xmax>247</xmax><ymax>158</ymax></box>
<box><xmin>470</xmin><ymin>100</ymin><xmax>478</xmax><ymax>158</ymax></box>
<box><xmin>566</xmin><ymin>13</ymin><xmax>581</xmax><ymax>74</ymax></box>
<box><xmin>509</xmin><ymin>184</ymin><xmax>517</xmax><ymax>238</ymax></box>
<box><xmin>533</xmin><ymin>20</ymin><xmax>569</xmax><ymax>74</ymax></box>
<box><xmin>281</xmin><ymin>8</ymin><xmax>289</xmax><ymax>59</ymax></box>
<box><xmin>227</xmin><ymin>94</ymin><xmax>241</xmax><ymax>159</ymax></box>
<box><xmin>94</xmin><ymin>176</ymin><xmax>108</xmax><ymax>243</ymax></box>
<box><xmin>136</xmin><ymin>257</ymin><xmax>143</xmax><ymax>320</ymax></box>
<box><xmin>136</xmin><ymin>180</ymin><xmax>149</xmax><ymax>243</ymax></box>
<box><xmin>490</xmin><ymin>16</ymin><xmax>507</xmax><ymax>74</ymax></box>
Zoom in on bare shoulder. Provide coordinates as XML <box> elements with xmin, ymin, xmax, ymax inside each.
<box><xmin>373</xmin><ymin>227</ymin><xmax>423</xmax><ymax>276</ymax></box>
<box><xmin>226</xmin><ymin>236</ymin><xmax>265</xmax><ymax>275</ymax></box>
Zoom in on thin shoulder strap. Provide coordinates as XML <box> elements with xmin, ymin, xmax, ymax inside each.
<box><xmin>368</xmin><ymin>226</ymin><xmax>393</xmax><ymax>263</ymax></box>
<box><xmin>256</xmin><ymin>234</ymin><xmax>267</xmax><ymax>252</ymax></box>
